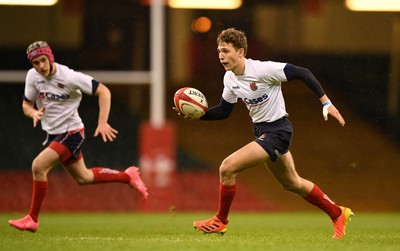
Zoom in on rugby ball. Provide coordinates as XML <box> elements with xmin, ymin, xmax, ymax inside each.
<box><xmin>174</xmin><ymin>87</ymin><xmax>208</xmax><ymax>119</ymax></box>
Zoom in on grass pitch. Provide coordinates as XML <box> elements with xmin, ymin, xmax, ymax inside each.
<box><xmin>1</xmin><ymin>212</ymin><xmax>399</xmax><ymax>251</ymax></box>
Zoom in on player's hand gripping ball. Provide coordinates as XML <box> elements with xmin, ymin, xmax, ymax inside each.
<box><xmin>174</xmin><ymin>87</ymin><xmax>208</xmax><ymax>119</ymax></box>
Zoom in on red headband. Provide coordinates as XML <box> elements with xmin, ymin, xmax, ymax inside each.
<box><xmin>27</xmin><ymin>46</ymin><xmax>54</xmax><ymax>64</ymax></box>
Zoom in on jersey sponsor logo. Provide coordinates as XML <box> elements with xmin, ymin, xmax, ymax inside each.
<box><xmin>232</xmin><ymin>86</ymin><xmax>240</xmax><ymax>89</ymax></box>
<box><xmin>57</xmin><ymin>83</ymin><xmax>65</xmax><ymax>89</ymax></box>
<box><xmin>40</xmin><ymin>92</ymin><xmax>70</xmax><ymax>101</ymax></box>
<box><xmin>243</xmin><ymin>93</ymin><xmax>269</xmax><ymax>106</ymax></box>
<box><xmin>36</xmin><ymin>80</ymin><xmax>46</xmax><ymax>84</ymax></box>
<box><xmin>250</xmin><ymin>82</ymin><xmax>258</xmax><ymax>91</ymax></box>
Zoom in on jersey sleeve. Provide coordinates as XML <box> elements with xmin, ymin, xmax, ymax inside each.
<box><xmin>259</xmin><ymin>61</ymin><xmax>288</xmax><ymax>83</ymax></box>
<box><xmin>221</xmin><ymin>73</ymin><xmax>239</xmax><ymax>103</ymax></box>
<box><xmin>24</xmin><ymin>69</ymin><xmax>38</xmax><ymax>102</ymax></box>
<box><xmin>69</xmin><ymin>69</ymin><xmax>98</xmax><ymax>95</ymax></box>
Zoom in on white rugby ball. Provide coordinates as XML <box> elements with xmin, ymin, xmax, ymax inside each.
<box><xmin>174</xmin><ymin>87</ymin><xmax>208</xmax><ymax>119</ymax></box>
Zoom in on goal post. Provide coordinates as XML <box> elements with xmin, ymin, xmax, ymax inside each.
<box><xmin>139</xmin><ymin>0</ymin><xmax>178</xmax><ymax>211</ymax></box>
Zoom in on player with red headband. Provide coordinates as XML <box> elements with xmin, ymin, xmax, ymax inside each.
<box><xmin>8</xmin><ymin>41</ymin><xmax>149</xmax><ymax>233</ymax></box>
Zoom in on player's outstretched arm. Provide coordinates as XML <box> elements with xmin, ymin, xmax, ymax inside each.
<box><xmin>93</xmin><ymin>83</ymin><xmax>118</xmax><ymax>142</ymax></box>
<box><xmin>320</xmin><ymin>95</ymin><xmax>345</xmax><ymax>126</ymax></box>
<box><xmin>283</xmin><ymin>64</ymin><xmax>345</xmax><ymax>126</ymax></box>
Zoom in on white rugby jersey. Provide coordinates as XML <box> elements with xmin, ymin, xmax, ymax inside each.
<box><xmin>222</xmin><ymin>58</ymin><xmax>288</xmax><ymax>123</ymax></box>
<box><xmin>24</xmin><ymin>63</ymin><xmax>97</xmax><ymax>134</ymax></box>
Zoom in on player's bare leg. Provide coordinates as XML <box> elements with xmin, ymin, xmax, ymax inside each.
<box><xmin>220</xmin><ymin>142</ymin><xmax>269</xmax><ymax>186</ymax></box>
<box><xmin>265</xmin><ymin>151</ymin><xmax>314</xmax><ymax>197</ymax></box>
<box><xmin>63</xmin><ymin>158</ymin><xmax>95</xmax><ymax>185</ymax></box>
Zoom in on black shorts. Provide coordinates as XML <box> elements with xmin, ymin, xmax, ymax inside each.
<box><xmin>46</xmin><ymin>128</ymin><xmax>86</xmax><ymax>166</ymax></box>
<box><xmin>253</xmin><ymin>116</ymin><xmax>293</xmax><ymax>162</ymax></box>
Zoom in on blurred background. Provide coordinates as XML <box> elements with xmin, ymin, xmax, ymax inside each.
<box><xmin>0</xmin><ymin>0</ymin><xmax>399</xmax><ymax>213</ymax></box>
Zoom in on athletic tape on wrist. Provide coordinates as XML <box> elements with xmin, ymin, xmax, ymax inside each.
<box><xmin>322</xmin><ymin>100</ymin><xmax>331</xmax><ymax>107</ymax></box>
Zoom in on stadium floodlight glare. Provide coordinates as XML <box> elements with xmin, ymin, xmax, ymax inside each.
<box><xmin>345</xmin><ymin>0</ymin><xmax>400</xmax><ymax>12</ymax></box>
<box><xmin>0</xmin><ymin>0</ymin><xmax>58</xmax><ymax>5</ymax></box>
<box><xmin>169</xmin><ymin>0</ymin><xmax>242</xmax><ymax>9</ymax></box>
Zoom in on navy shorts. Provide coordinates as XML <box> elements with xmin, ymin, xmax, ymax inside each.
<box><xmin>46</xmin><ymin>128</ymin><xmax>86</xmax><ymax>166</ymax></box>
<box><xmin>253</xmin><ymin>116</ymin><xmax>293</xmax><ymax>162</ymax></box>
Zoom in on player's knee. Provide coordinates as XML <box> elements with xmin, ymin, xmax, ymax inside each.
<box><xmin>31</xmin><ymin>158</ymin><xmax>47</xmax><ymax>177</ymax></box>
<box><xmin>219</xmin><ymin>158</ymin><xmax>236</xmax><ymax>178</ymax></box>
